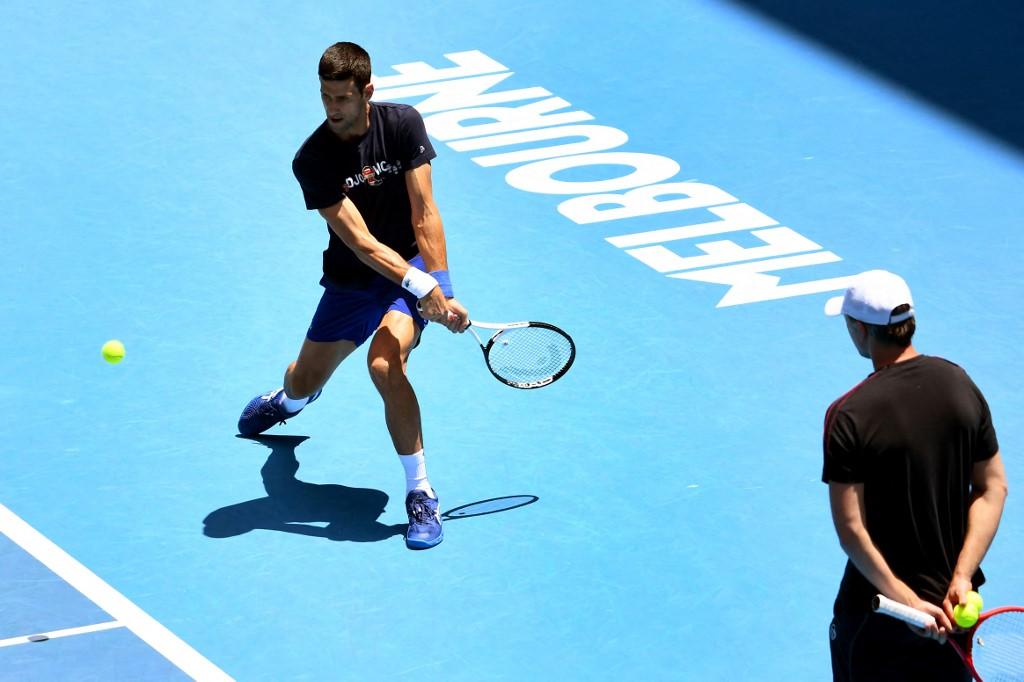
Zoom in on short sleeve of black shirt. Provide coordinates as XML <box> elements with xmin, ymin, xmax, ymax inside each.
<box><xmin>822</xmin><ymin>407</ymin><xmax>864</xmax><ymax>483</ymax></box>
<box><xmin>292</xmin><ymin>131</ymin><xmax>346</xmax><ymax>211</ymax></box>
<box><xmin>968</xmin><ymin>376</ymin><xmax>1000</xmax><ymax>462</ymax></box>
<box><xmin>397</xmin><ymin>105</ymin><xmax>435</xmax><ymax>171</ymax></box>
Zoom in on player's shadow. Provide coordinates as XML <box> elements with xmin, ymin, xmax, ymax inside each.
<box><xmin>203</xmin><ymin>435</ymin><xmax>405</xmax><ymax>543</ymax></box>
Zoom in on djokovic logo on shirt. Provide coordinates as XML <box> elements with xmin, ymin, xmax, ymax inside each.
<box><xmin>345</xmin><ymin>159</ymin><xmax>403</xmax><ymax>189</ymax></box>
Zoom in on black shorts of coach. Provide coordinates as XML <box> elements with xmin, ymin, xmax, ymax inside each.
<box><xmin>829</xmin><ymin>600</ymin><xmax>971</xmax><ymax>682</ymax></box>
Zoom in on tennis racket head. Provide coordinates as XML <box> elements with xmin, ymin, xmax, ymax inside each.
<box><xmin>957</xmin><ymin>606</ymin><xmax>1024</xmax><ymax>681</ymax></box>
<box><xmin>474</xmin><ymin>321</ymin><xmax>575</xmax><ymax>389</ymax></box>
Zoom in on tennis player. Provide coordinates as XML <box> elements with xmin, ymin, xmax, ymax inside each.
<box><xmin>237</xmin><ymin>42</ymin><xmax>469</xmax><ymax>550</ymax></box>
<box><xmin>822</xmin><ymin>270</ymin><xmax>1008</xmax><ymax>681</ymax></box>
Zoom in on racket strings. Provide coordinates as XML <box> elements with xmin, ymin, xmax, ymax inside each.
<box><xmin>486</xmin><ymin>327</ymin><xmax>573</xmax><ymax>386</ymax></box>
<box><xmin>970</xmin><ymin>610</ymin><xmax>1024</xmax><ymax>680</ymax></box>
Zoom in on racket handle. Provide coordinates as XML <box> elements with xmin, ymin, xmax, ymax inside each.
<box><xmin>414</xmin><ymin>301</ymin><xmax>464</xmax><ymax>326</ymax></box>
<box><xmin>872</xmin><ymin>594</ymin><xmax>936</xmax><ymax>628</ymax></box>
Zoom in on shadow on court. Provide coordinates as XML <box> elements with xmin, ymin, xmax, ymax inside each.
<box><xmin>203</xmin><ymin>435</ymin><xmax>405</xmax><ymax>543</ymax></box>
<box><xmin>729</xmin><ymin>0</ymin><xmax>1024</xmax><ymax>153</ymax></box>
<box><xmin>203</xmin><ymin>436</ymin><xmax>541</xmax><ymax>544</ymax></box>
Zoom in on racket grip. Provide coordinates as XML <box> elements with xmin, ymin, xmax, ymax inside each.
<box><xmin>872</xmin><ymin>594</ymin><xmax>936</xmax><ymax>628</ymax></box>
<box><xmin>414</xmin><ymin>300</ymin><xmax>461</xmax><ymax>323</ymax></box>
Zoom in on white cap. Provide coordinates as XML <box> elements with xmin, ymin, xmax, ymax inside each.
<box><xmin>824</xmin><ymin>270</ymin><xmax>915</xmax><ymax>325</ymax></box>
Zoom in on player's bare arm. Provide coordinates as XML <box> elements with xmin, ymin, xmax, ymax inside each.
<box><xmin>944</xmin><ymin>451</ymin><xmax>1009</xmax><ymax>617</ymax></box>
<box><xmin>317</xmin><ymin>196</ymin><xmax>412</xmax><ymax>282</ymax></box>
<box><xmin>405</xmin><ymin>163</ymin><xmax>468</xmax><ymax>332</ymax></box>
<box><xmin>829</xmin><ymin>481</ymin><xmax>952</xmax><ymax>638</ymax></box>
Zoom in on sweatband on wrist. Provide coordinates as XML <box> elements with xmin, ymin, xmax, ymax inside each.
<box><xmin>430</xmin><ymin>270</ymin><xmax>453</xmax><ymax>298</ymax></box>
<box><xmin>402</xmin><ymin>267</ymin><xmax>439</xmax><ymax>299</ymax></box>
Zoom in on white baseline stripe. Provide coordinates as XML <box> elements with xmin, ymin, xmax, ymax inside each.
<box><xmin>0</xmin><ymin>503</ymin><xmax>232</xmax><ymax>681</ymax></box>
<box><xmin>0</xmin><ymin>620</ymin><xmax>124</xmax><ymax>648</ymax></box>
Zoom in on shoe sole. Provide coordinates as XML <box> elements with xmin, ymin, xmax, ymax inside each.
<box><xmin>406</xmin><ymin>530</ymin><xmax>444</xmax><ymax>550</ymax></box>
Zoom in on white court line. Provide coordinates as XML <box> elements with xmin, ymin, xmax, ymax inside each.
<box><xmin>0</xmin><ymin>620</ymin><xmax>124</xmax><ymax>648</ymax></box>
<box><xmin>0</xmin><ymin>503</ymin><xmax>233</xmax><ymax>681</ymax></box>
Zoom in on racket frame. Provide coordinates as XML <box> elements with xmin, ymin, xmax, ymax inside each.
<box><xmin>467</xmin><ymin>320</ymin><xmax>575</xmax><ymax>389</ymax></box>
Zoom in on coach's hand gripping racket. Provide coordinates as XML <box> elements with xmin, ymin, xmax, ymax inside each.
<box><xmin>873</xmin><ymin>594</ymin><xmax>1024</xmax><ymax>681</ymax></box>
<box><xmin>418</xmin><ymin>304</ymin><xmax>575</xmax><ymax>388</ymax></box>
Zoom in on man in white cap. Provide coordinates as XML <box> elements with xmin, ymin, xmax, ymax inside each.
<box><xmin>822</xmin><ymin>270</ymin><xmax>1008</xmax><ymax>681</ymax></box>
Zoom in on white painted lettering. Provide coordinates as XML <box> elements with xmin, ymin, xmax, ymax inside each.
<box><xmin>373</xmin><ymin>73</ymin><xmax>549</xmax><ymax>114</ymax></box>
<box><xmin>670</xmin><ymin>253</ymin><xmax>859</xmax><ymax>306</ymax></box>
<box><xmin>559</xmin><ymin>182</ymin><xmax>737</xmax><ymax>225</ymax></box>
<box><xmin>606</xmin><ymin>203</ymin><xmax>779</xmax><ymax>248</ymax></box>
<box><xmin>424</xmin><ymin>98</ymin><xmax>594</xmax><ymax>141</ymax></box>
<box><xmin>505</xmin><ymin>152</ymin><xmax>680</xmax><ymax>195</ymax></box>
<box><xmin>450</xmin><ymin>125</ymin><xmax>629</xmax><ymax>167</ymax></box>
<box><xmin>624</xmin><ymin>227</ymin><xmax>822</xmax><ymax>273</ymax></box>
<box><xmin>373</xmin><ymin>50</ymin><xmax>509</xmax><ymax>88</ymax></box>
<box><xmin>380</xmin><ymin>50</ymin><xmax>860</xmax><ymax>307</ymax></box>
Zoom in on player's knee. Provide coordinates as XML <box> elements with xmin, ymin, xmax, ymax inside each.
<box><xmin>367</xmin><ymin>353</ymin><xmax>403</xmax><ymax>390</ymax></box>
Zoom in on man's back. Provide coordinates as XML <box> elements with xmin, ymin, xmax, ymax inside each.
<box><xmin>823</xmin><ymin>355</ymin><xmax>999</xmax><ymax>605</ymax></box>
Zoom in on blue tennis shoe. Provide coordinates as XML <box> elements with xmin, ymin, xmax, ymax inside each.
<box><xmin>405</xmin><ymin>489</ymin><xmax>443</xmax><ymax>549</ymax></box>
<box><xmin>237</xmin><ymin>388</ymin><xmax>321</xmax><ymax>437</ymax></box>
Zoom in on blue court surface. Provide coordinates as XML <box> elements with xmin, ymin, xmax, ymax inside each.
<box><xmin>2</xmin><ymin>2</ymin><xmax>1022</xmax><ymax>680</ymax></box>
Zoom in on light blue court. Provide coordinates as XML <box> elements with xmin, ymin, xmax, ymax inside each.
<box><xmin>2</xmin><ymin>2</ymin><xmax>1022</xmax><ymax>680</ymax></box>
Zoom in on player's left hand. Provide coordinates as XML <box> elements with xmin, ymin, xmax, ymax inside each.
<box><xmin>444</xmin><ymin>298</ymin><xmax>470</xmax><ymax>333</ymax></box>
<box><xmin>942</xmin><ymin>574</ymin><xmax>975</xmax><ymax>628</ymax></box>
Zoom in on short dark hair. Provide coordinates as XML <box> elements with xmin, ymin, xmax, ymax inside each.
<box><xmin>865</xmin><ymin>304</ymin><xmax>916</xmax><ymax>347</ymax></box>
<box><xmin>318</xmin><ymin>42</ymin><xmax>371</xmax><ymax>88</ymax></box>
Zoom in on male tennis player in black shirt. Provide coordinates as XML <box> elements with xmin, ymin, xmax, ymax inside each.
<box><xmin>822</xmin><ymin>270</ymin><xmax>1008</xmax><ymax>681</ymax></box>
<box><xmin>237</xmin><ymin>42</ymin><xmax>469</xmax><ymax>550</ymax></box>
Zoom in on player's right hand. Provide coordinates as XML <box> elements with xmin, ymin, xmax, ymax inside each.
<box><xmin>905</xmin><ymin>597</ymin><xmax>952</xmax><ymax>643</ymax></box>
<box><xmin>417</xmin><ymin>289</ymin><xmax>469</xmax><ymax>332</ymax></box>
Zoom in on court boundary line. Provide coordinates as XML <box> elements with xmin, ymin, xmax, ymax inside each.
<box><xmin>0</xmin><ymin>502</ymin><xmax>232</xmax><ymax>681</ymax></box>
<box><xmin>0</xmin><ymin>620</ymin><xmax>124</xmax><ymax>648</ymax></box>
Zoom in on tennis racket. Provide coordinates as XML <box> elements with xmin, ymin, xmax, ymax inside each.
<box><xmin>873</xmin><ymin>594</ymin><xmax>1024</xmax><ymax>681</ymax></box>
<box><xmin>417</xmin><ymin>303</ymin><xmax>575</xmax><ymax>388</ymax></box>
<box><xmin>464</xmin><ymin>320</ymin><xmax>575</xmax><ymax>389</ymax></box>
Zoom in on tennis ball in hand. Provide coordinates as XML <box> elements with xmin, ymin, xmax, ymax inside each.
<box><xmin>965</xmin><ymin>590</ymin><xmax>984</xmax><ymax>612</ymax></box>
<box><xmin>953</xmin><ymin>603</ymin><xmax>979</xmax><ymax>629</ymax></box>
<box><xmin>101</xmin><ymin>340</ymin><xmax>125</xmax><ymax>364</ymax></box>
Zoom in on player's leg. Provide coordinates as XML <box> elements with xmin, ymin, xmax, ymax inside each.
<box><xmin>284</xmin><ymin>337</ymin><xmax>357</xmax><ymax>401</ymax></box>
<box><xmin>828</xmin><ymin>600</ymin><xmax>858</xmax><ymax>682</ymax></box>
<box><xmin>366</xmin><ymin>310</ymin><xmax>423</xmax><ymax>455</ymax></box>
<box><xmin>238</xmin><ymin>281</ymin><xmax>376</xmax><ymax>437</ymax></box>
<box><xmin>238</xmin><ymin>338</ymin><xmax>355</xmax><ymax>437</ymax></box>
<box><xmin>848</xmin><ymin>611</ymin><xmax>969</xmax><ymax>682</ymax></box>
<box><xmin>365</xmin><ymin>309</ymin><xmax>441</xmax><ymax>549</ymax></box>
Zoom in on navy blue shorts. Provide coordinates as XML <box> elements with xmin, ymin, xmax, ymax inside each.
<box><xmin>306</xmin><ymin>255</ymin><xmax>428</xmax><ymax>346</ymax></box>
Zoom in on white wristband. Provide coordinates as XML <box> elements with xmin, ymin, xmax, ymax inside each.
<box><xmin>401</xmin><ymin>267</ymin><xmax>439</xmax><ymax>299</ymax></box>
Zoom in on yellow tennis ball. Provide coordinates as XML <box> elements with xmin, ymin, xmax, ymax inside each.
<box><xmin>101</xmin><ymin>339</ymin><xmax>125</xmax><ymax>364</ymax></box>
<box><xmin>953</xmin><ymin>603</ymin><xmax>979</xmax><ymax>629</ymax></box>
<box><xmin>965</xmin><ymin>590</ymin><xmax>984</xmax><ymax>612</ymax></box>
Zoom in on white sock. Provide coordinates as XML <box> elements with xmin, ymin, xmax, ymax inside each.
<box><xmin>399</xmin><ymin>450</ymin><xmax>433</xmax><ymax>496</ymax></box>
<box><xmin>275</xmin><ymin>389</ymin><xmax>309</xmax><ymax>413</ymax></box>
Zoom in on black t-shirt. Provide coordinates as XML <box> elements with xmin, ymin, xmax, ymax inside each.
<box><xmin>822</xmin><ymin>355</ymin><xmax>999</xmax><ymax>611</ymax></box>
<box><xmin>292</xmin><ymin>102</ymin><xmax>437</xmax><ymax>286</ymax></box>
